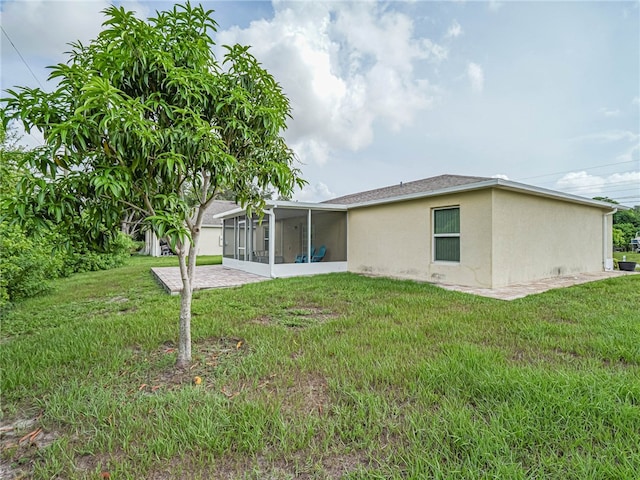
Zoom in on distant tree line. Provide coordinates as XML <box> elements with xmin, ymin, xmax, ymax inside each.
<box><xmin>594</xmin><ymin>196</ymin><xmax>640</xmax><ymax>251</ymax></box>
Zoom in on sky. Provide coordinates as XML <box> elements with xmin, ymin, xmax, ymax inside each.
<box><xmin>1</xmin><ymin>0</ymin><xmax>639</xmax><ymax>206</ymax></box>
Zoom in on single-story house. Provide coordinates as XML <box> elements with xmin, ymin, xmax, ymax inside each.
<box><xmin>143</xmin><ymin>200</ymin><xmax>238</xmax><ymax>256</ymax></box>
<box><xmin>216</xmin><ymin>174</ymin><xmax>620</xmax><ymax>289</ymax></box>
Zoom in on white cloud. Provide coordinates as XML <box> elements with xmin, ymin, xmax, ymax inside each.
<box><xmin>572</xmin><ymin>130</ymin><xmax>638</xmax><ymax>143</ymax></box>
<box><xmin>467</xmin><ymin>62</ymin><xmax>484</xmax><ymax>93</ymax></box>
<box><xmin>555</xmin><ymin>171</ymin><xmax>640</xmax><ymax>199</ymax></box>
<box><xmin>488</xmin><ymin>1</ymin><xmax>504</xmax><ymax>12</ymax></box>
<box><xmin>492</xmin><ymin>174</ymin><xmax>509</xmax><ymax>180</ymax></box>
<box><xmin>292</xmin><ymin>138</ymin><xmax>331</xmax><ymax>167</ymax></box>
<box><xmin>0</xmin><ymin>0</ymin><xmax>107</xmax><ymax>59</ymax></box>
<box><xmin>293</xmin><ymin>181</ymin><xmax>336</xmax><ymax>202</ymax></box>
<box><xmin>422</xmin><ymin>39</ymin><xmax>449</xmax><ymax>62</ymax></box>
<box><xmin>599</xmin><ymin>107</ymin><xmax>621</xmax><ymax>117</ymax></box>
<box><xmin>216</xmin><ymin>1</ymin><xmax>437</xmax><ymax>166</ymax></box>
<box><xmin>556</xmin><ymin>171</ymin><xmax>606</xmax><ymax>192</ymax></box>
<box><xmin>445</xmin><ymin>20</ymin><xmax>463</xmax><ymax>39</ymax></box>
<box><xmin>1</xmin><ymin>0</ymin><xmax>151</xmax><ymax>90</ymax></box>
<box><xmin>632</xmin><ymin>96</ymin><xmax>640</xmax><ymax>106</ymax></box>
<box><xmin>616</xmin><ymin>143</ymin><xmax>640</xmax><ymax>163</ymax></box>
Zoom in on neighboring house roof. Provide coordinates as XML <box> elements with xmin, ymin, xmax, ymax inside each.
<box><xmin>201</xmin><ymin>200</ymin><xmax>239</xmax><ymax>226</ymax></box>
<box><xmin>324</xmin><ymin>174</ymin><xmax>490</xmax><ymax>205</ymax></box>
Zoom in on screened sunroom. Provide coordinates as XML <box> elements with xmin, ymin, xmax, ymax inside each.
<box><xmin>218</xmin><ymin>201</ymin><xmax>348</xmax><ymax>278</ymax></box>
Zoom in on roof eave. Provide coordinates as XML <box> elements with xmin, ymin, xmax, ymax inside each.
<box><xmin>269</xmin><ymin>200</ymin><xmax>347</xmax><ymax>211</ymax></box>
<box><xmin>213</xmin><ymin>200</ymin><xmax>348</xmax><ymax>220</ymax></box>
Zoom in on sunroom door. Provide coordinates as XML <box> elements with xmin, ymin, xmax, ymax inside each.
<box><xmin>237</xmin><ymin>219</ymin><xmax>246</xmax><ymax>261</ymax></box>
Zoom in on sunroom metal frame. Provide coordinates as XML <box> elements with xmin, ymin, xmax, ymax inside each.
<box><xmin>217</xmin><ymin>200</ymin><xmax>348</xmax><ymax>278</ymax></box>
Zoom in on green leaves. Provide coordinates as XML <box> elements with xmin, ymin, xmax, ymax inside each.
<box><xmin>3</xmin><ymin>1</ymin><xmax>305</xmax><ymax>253</ymax></box>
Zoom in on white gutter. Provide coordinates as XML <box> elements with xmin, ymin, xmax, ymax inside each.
<box><xmin>271</xmin><ymin>200</ymin><xmax>347</xmax><ymax>211</ymax></box>
<box><xmin>213</xmin><ymin>201</ymin><xmax>346</xmax><ymax>221</ymax></box>
<box><xmin>603</xmin><ymin>208</ymin><xmax>617</xmax><ymax>271</ymax></box>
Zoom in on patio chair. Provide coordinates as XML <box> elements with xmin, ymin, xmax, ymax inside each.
<box><xmin>311</xmin><ymin>245</ymin><xmax>326</xmax><ymax>262</ymax></box>
<box><xmin>295</xmin><ymin>247</ymin><xmax>315</xmax><ymax>263</ymax></box>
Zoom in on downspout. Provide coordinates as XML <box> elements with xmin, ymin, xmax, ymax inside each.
<box><xmin>266</xmin><ymin>209</ymin><xmax>276</xmax><ymax>278</ymax></box>
<box><xmin>603</xmin><ymin>208</ymin><xmax>617</xmax><ymax>271</ymax></box>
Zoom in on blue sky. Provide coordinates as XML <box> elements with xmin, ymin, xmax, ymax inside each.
<box><xmin>1</xmin><ymin>0</ymin><xmax>639</xmax><ymax>205</ymax></box>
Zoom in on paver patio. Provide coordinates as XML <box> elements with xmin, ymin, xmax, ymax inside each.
<box><xmin>151</xmin><ymin>265</ymin><xmax>270</xmax><ymax>295</ymax></box>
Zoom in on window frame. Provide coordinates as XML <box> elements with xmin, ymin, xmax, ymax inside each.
<box><xmin>432</xmin><ymin>206</ymin><xmax>461</xmax><ymax>263</ymax></box>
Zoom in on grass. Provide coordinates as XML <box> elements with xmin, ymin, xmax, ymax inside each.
<box><xmin>1</xmin><ymin>256</ymin><xmax>639</xmax><ymax>479</ymax></box>
<box><xmin>614</xmin><ymin>251</ymin><xmax>640</xmax><ymax>270</ymax></box>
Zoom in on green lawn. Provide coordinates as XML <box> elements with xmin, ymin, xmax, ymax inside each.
<box><xmin>1</xmin><ymin>257</ymin><xmax>639</xmax><ymax>479</ymax></box>
<box><xmin>614</xmin><ymin>251</ymin><xmax>640</xmax><ymax>270</ymax></box>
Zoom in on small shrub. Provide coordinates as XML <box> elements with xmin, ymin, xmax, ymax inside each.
<box><xmin>0</xmin><ymin>226</ymin><xmax>137</xmax><ymax>308</ymax></box>
<box><xmin>0</xmin><ymin>224</ymin><xmax>64</xmax><ymax>308</ymax></box>
<box><xmin>60</xmin><ymin>231</ymin><xmax>137</xmax><ymax>275</ymax></box>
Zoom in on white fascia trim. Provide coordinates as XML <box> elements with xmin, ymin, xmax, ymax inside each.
<box><xmin>213</xmin><ymin>201</ymin><xmax>347</xmax><ymax>220</ymax></box>
<box><xmin>213</xmin><ymin>207</ymin><xmax>246</xmax><ymax>220</ymax></box>
<box><xmin>269</xmin><ymin>200</ymin><xmax>348</xmax><ymax>211</ymax></box>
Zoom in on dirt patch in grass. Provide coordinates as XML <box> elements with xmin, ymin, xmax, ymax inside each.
<box><xmin>509</xmin><ymin>346</ymin><xmax>637</xmax><ymax>369</ymax></box>
<box><xmin>124</xmin><ymin>337</ymin><xmax>248</xmax><ymax>394</ymax></box>
<box><xmin>285</xmin><ymin>372</ymin><xmax>330</xmax><ymax>416</ymax></box>
<box><xmin>74</xmin><ymin>451</ymin><xmax>118</xmax><ymax>476</ymax></box>
<box><xmin>274</xmin><ymin>372</ymin><xmax>330</xmax><ymax>416</ymax></box>
<box><xmin>206</xmin><ymin>448</ymin><xmax>371</xmax><ymax>479</ymax></box>
<box><xmin>0</xmin><ymin>416</ymin><xmax>63</xmax><ymax>480</ymax></box>
<box><xmin>227</xmin><ymin>370</ymin><xmax>331</xmax><ymax>420</ymax></box>
<box><xmin>251</xmin><ymin>305</ymin><xmax>340</xmax><ymax>329</ymax></box>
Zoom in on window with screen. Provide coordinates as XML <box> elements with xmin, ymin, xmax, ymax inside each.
<box><xmin>433</xmin><ymin>207</ymin><xmax>460</xmax><ymax>262</ymax></box>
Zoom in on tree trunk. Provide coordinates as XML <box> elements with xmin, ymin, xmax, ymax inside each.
<box><xmin>176</xmin><ymin>248</ymin><xmax>192</xmax><ymax>369</ymax></box>
<box><xmin>175</xmin><ymin>222</ymin><xmax>202</xmax><ymax>369</ymax></box>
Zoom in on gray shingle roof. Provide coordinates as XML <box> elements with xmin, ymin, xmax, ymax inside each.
<box><xmin>324</xmin><ymin>174</ymin><xmax>491</xmax><ymax>205</ymax></box>
<box><xmin>202</xmin><ymin>200</ymin><xmax>239</xmax><ymax>226</ymax></box>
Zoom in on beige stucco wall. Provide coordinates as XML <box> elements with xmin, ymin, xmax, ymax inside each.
<box><xmin>145</xmin><ymin>226</ymin><xmax>224</xmax><ymax>256</ymax></box>
<box><xmin>490</xmin><ymin>189</ymin><xmax>608</xmax><ymax>287</ymax></box>
<box><xmin>197</xmin><ymin>226</ymin><xmax>223</xmax><ymax>256</ymax></box>
<box><xmin>347</xmin><ymin>188</ymin><xmax>612</xmax><ymax>288</ymax></box>
<box><xmin>347</xmin><ymin>190</ymin><xmax>494</xmax><ymax>288</ymax></box>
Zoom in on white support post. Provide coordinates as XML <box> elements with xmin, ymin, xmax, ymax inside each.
<box><xmin>307</xmin><ymin>209</ymin><xmax>312</xmax><ymax>263</ymax></box>
<box><xmin>266</xmin><ymin>209</ymin><xmax>275</xmax><ymax>278</ymax></box>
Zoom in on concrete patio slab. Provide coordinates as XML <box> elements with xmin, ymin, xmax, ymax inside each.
<box><xmin>152</xmin><ymin>265</ymin><xmax>637</xmax><ymax>300</ymax></box>
<box><xmin>437</xmin><ymin>270</ymin><xmax>639</xmax><ymax>301</ymax></box>
<box><xmin>151</xmin><ymin>265</ymin><xmax>270</xmax><ymax>295</ymax></box>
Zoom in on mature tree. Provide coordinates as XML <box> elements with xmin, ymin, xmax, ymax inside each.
<box><xmin>594</xmin><ymin>196</ymin><xmax>640</xmax><ymax>250</ymax></box>
<box><xmin>613</xmin><ymin>209</ymin><xmax>640</xmax><ymax>230</ymax></box>
<box><xmin>4</xmin><ymin>3</ymin><xmax>305</xmax><ymax>368</ymax></box>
